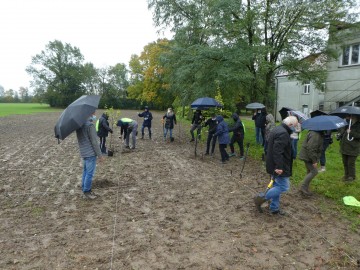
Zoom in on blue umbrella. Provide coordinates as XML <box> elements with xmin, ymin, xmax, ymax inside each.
<box><xmin>301</xmin><ymin>115</ymin><xmax>347</xmax><ymax>131</ymax></box>
<box><xmin>54</xmin><ymin>95</ymin><xmax>101</xmax><ymax>141</ymax></box>
<box><xmin>190</xmin><ymin>97</ymin><xmax>223</xmax><ymax>110</ymax></box>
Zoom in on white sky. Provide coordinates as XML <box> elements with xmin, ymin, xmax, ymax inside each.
<box><xmin>0</xmin><ymin>0</ymin><xmax>171</xmax><ymax>91</ymax></box>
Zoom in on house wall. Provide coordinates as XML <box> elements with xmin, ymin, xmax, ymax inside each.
<box><xmin>275</xmin><ymin>76</ymin><xmax>325</xmax><ymax>121</ymax></box>
<box><xmin>325</xmin><ymin>29</ymin><xmax>360</xmax><ymax>111</ymax></box>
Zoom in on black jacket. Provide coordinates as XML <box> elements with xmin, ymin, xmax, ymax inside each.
<box><xmin>228</xmin><ymin>113</ymin><xmax>244</xmax><ymax>137</ymax></box>
<box><xmin>252</xmin><ymin>111</ymin><xmax>267</xmax><ymax>128</ymax></box>
<box><xmin>192</xmin><ymin>111</ymin><xmax>203</xmax><ymax>125</ymax></box>
<box><xmin>97</xmin><ymin>113</ymin><xmax>112</xmax><ymax>137</ymax></box>
<box><xmin>266</xmin><ymin>123</ymin><xmax>293</xmax><ymax>177</ymax></box>
<box><xmin>204</xmin><ymin>118</ymin><xmax>217</xmax><ymax>134</ymax></box>
<box><xmin>138</xmin><ymin>110</ymin><xmax>153</xmax><ymax>127</ymax></box>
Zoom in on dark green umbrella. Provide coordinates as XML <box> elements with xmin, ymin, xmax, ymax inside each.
<box><xmin>54</xmin><ymin>95</ymin><xmax>101</xmax><ymax>141</ymax></box>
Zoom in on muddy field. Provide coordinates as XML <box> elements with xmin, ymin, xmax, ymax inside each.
<box><xmin>0</xmin><ymin>110</ymin><xmax>359</xmax><ymax>270</ymax></box>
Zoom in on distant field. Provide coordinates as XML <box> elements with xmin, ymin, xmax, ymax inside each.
<box><xmin>0</xmin><ymin>103</ymin><xmax>61</xmax><ymax>117</ymax></box>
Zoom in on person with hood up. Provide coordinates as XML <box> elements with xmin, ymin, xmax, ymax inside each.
<box><xmin>228</xmin><ymin>113</ymin><xmax>245</xmax><ymax>160</ymax></box>
<box><xmin>213</xmin><ymin>115</ymin><xmax>230</xmax><ymax>164</ymax></box>
<box><xmin>117</xmin><ymin>118</ymin><xmax>138</xmax><ymax>149</ymax></box>
<box><xmin>163</xmin><ymin>108</ymin><xmax>177</xmax><ymax>142</ymax></box>
<box><xmin>254</xmin><ymin>116</ymin><xmax>298</xmax><ymax>215</ymax></box>
<box><xmin>298</xmin><ymin>130</ymin><xmax>324</xmax><ymax>196</ymax></box>
<box><xmin>97</xmin><ymin>112</ymin><xmax>113</xmax><ymax>155</ymax></box>
<box><xmin>138</xmin><ymin>106</ymin><xmax>153</xmax><ymax>139</ymax></box>
<box><xmin>204</xmin><ymin>113</ymin><xmax>218</xmax><ymax>155</ymax></box>
<box><xmin>76</xmin><ymin>112</ymin><xmax>104</xmax><ymax>199</ymax></box>
<box><xmin>190</xmin><ymin>109</ymin><xmax>204</xmax><ymax>142</ymax></box>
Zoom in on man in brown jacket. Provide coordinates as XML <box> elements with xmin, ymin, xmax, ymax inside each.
<box><xmin>298</xmin><ymin>130</ymin><xmax>324</xmax><ymax>196</ymax></box>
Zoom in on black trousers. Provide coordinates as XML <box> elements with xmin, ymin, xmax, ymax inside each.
<box><xmin>342</xmin><ymin>154</ymin><xmax>357</xmax><ymax>179</ymax></box>
<box><xmin>206</xmin><ymin>132</ymin><xmax>217</xmax><ymax>154</ymax></box>
<box><xmin>219</xmin><ymin>144</ymin><xmax>229</xmax><ymax>162</ymax></box>
<box><xmin>99</xmin><ymin>136</ymin><xmax>106</xmax><ymax>153</ymax></box>
<box><xmin>229</xmin><ymin>135</ymin><xmax>244</xmax><ymax>157</ymax></box>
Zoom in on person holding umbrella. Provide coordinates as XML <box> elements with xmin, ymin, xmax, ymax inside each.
<box><xmin>252</xmin><ymin>108</ymin><xmax>267</xmax><ymax>145</ymax></box>
<box><xmin>298</xmin><ymin>130</ymin><xmax>324</xmax><ymax>196</ymax></box>
<box><xmin>76</xmin><ymin>112</ymin><xmax>104</xmax><ymax>199</ymax></box>
<box><xmin>337</xmin><ymin>115</ymin><xmax>360</xmax><ymax>182</ymax></box>
<box><xmin>97</xmin><ymin>112</ymin><xmax>113</xmax><ymax>155</ymax></box>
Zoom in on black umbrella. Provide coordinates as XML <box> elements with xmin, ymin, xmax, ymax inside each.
<box><xmin>54</xmin><ymin>95</ymin><xmax>101</xmax><ymax>141</ymax></box>
<box><xmin>190</xmin><ymin>97</ymin><xmax>223</xmax><ymax>110</ymax></box>
<box><xmin>245</xmin><ymin>102</ymin><xmax>265</xmax><ymax>110</ymax></box>
<box><xmin>310</xmin><ymin>110</ymin><xmax>328</xmax><ymax>118</ymax></box>
<box><xmin>301</xmin><ymin>115</ymin><xmax>347</xmax><ymax>131</ymax></box>
<box><xmin>279</xmin><ymin>107</ymin><xmax>309</xmax><ymax>123</ymax></box>
<box><xmin>329</xmin><ymin>105</ymin><xmax>360</xmax><ymax>118</ymax></box>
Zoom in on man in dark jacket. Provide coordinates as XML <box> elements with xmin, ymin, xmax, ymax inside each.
<box><xmin>97</xmin><ymin>112</ymin><xmax>113</xmax><ymax>154</ymax></box>
<box><xmin>254</xmin><ymin>116</ymin><xmax>298</xmax><ymax>215</ymax></box>
<box><xmin>228</xmin><ymin>113</ymin><xmax>245</xmax><ymax>159</ymax></box>
<box><xmin>190</xmin><ymin>109</ymin><xmax>203</xmax><ymax>142</ymax></box>
<box><xmin>252</xmin><ymin>108</ymin><xmax>267</xmax><ymax>145</ymax></box>
<box><xmin>204</xmin><ymin>113</ymin><xmax>217</xmax><ymax>155</ymax></box>
<box><xmin>138</xmin><ymin>106</ymin><xmax>153</xmax><ymax>139</ymax></box>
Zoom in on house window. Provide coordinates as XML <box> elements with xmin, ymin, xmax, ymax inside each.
<box><xmin>342</xmin><ymin>44</ymin><xmax>360</xmax><ymax>66</ymax></box>
<box><xmin>319</xmin><ymin>83</ymin><xmax>325</xmax><ymax>93</ymax></box>
<box><xmin>303</xmin><ymin>83</ymin><xmax>310</xmax><ymax>94</ymax></box>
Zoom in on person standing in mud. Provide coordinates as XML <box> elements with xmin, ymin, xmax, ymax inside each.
<box><xmin>228</xmin><ymin>113</ymin><xmax>245</xmax><ymax>160</ymax></box>
<box><xmin>97</xmin><ymin>112</ymin><xmax>113</xmax><ymax>155</ymax></box>
<box><xmin>298</xmin><ymin>130</ymin><xmax>324</xmax><ymax>196</ymax></box>
<box><xmin>76</xmin><ymin>112</ymin><xmax>104</xmax><ymax>200</ymax></box>
<box><xmin>213</xmin><ymin>115</ymin><xmax>230</xmax><ymax>164</ymax></box>
<box><xmin>138</xmin><ymin>106</ymin><xmax>153</xmax><ymax>139</ymax></box>
<box><xmin>263</xmin><ymin>113</ymin><xmax>276</xmax><ymax>158</ymax></box>
<box><xmin>203</xmin><ymin>113</ymin><xmax>217</xmax><ymax>155</ymax></box>
<box><xmin>190</xmin><ymin>109</ymin><xmax>204</xmax><ymax>142</ymax></box>
<box><xmin>252</xmin><ymin>108</ymin><xmax>267</xmax><ymax>145</ymax></box>
<box><xmin>163</xmin><ymin>108</ymin><xmax>177</xmax><ymax>142</ymax></box>
<box><xmin>254</xmin><ymin>116</ymin><xmax>298</xmax><ymax>215</ymax></box>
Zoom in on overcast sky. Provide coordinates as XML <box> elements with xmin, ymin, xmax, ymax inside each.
<box><xmin>0</xmin><ymin>0</ymin><xmax>171</xmax><ymax>91</ymax></box>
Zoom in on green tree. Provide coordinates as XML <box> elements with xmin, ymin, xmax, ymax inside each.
<box><xmin>26</xmin><ymin>40</ymin><xmax>86</xmax><ymax>107</ymax></box>
<box><xmin>148</xmin><ymin>0</ymin><xmax>358</xmax><ymax>108</ymax></box>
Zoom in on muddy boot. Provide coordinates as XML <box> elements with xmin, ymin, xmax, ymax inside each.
<box><xmin>254</xmin><ymin>194</ymin><xmax>268</xmax><ymax>213</ymax></box>
<box><xmin>300</xmin><ymin>186</ymin><xmax>312</xmax><ymax>197</ymax></box>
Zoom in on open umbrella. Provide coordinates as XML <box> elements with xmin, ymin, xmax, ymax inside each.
<box><xmin>245</xmin><ymin>102</ymin><xmax>265</xmax><ymax>110</ymax></box>
<box><xmin>54</xmin><ymin>95</ymin><xmax>101</xmax><ymax>141</ymax></box>
<box><xmin>301</xmin><ymin>115</ymin><xmax>347</xmax><ymax>131</ymax></box>
<box><xmin>310</xmin><ymin>110</ymin><xmax>328</xmax><ymax>118</ymax></box>
<box><xmin>190</xmin><ymin>97</ymin><xmax>223</xmax><ymax>110</ymax></box>
<box><xmin>279</xmin><ymin>107</ymin><xmax>309</xmax><ymax>123</ymax></box>
<box><xmin>329</xmin><ymin>105</ymin><xmax>360</xmax><ymax>118</ymax></box>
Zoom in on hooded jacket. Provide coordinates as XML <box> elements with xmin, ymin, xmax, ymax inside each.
<box><xmin>265</xmin><ymin>114</ymin><xmax>276</xmax><ymax>141</ymax></box>
<box><xmin>97</xmin><ymin>113</ymin><xmax>112</xmax><ymax>137</ymax></box>
<box><xmin>298</xmin><ymin>131</ymin><xmax>324</xmax><ymax>163</ymax></box>
<box><xmin>76</xmin><ymin>120</ymin><xmax>102</xmax><ymax>158</ymax></box>
<box><xmin>204</xmin><ymin>117</ymin><xmax>217</xmax><ymax>134</ymax></box>
<box><xmin>266</xmin><ymin>123</ymin><xmax>293</xmax><ymax>177</ymax></box>
<box><xmin>228</xmin><ymin>113</ymin><xmax>244</xmax><ymax>137</ymax></box>
<box><xmin>214</xmin><ymin>116</ymin><xmax>230</xmax><ymax>145</ymax></box>
<box><xmin>163</xmin><ymin>110</ymin><xmax>177</xmax><ymax>129</ymax></box>
<box><xmin>138</xmin><ymin>109</ymin><xmax>153</xmax><ymax>127</ymax></box>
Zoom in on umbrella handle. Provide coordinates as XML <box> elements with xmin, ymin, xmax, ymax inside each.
<box><xmin>347</xmin><ymin>118</ymin><xmax>354</xmax><ymax>141</ymax></box>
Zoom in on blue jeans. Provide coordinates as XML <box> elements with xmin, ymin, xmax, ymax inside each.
<box><xmin>164</xmin><ymin>128</ymin><xmax>173</xmax><ymax>139</ymax></box>
<box><xmin>265</xmin><ymin>175</ymin><xmax>290</xmax><ymax>212</ymax></box>
<box><xmin>291</xmin><ymin>139</ymin><xmax>299</xmax><ymax>159</ymax></box>
<box><xmin>255</xmin><ymin>127</ymin><xmax>263</xmax><ymax>144</ymax></box>
<box><xmin>320</xmin><ymin>140</ymin><xmax>330</xmax><ymax>166</ymax></box>
<box><xmin>82</xmin><ymin>156</ymin><xmax>97</xmax><ymax>193</ymax></box>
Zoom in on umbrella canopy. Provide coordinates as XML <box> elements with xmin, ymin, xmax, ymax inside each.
<box><xmin>310</xmin><ymin>110</ymin><xmax>328</xmax><ymax>118</ymax></box>
<box><xmin>54</xmin><ymin>95</ymin><xmax>101</xmax><ymax>140</ymax></box>
<box><xmin>329</xmin><ymin>105</ymin><xmax>360</xmax><ymax>117</ymax></box>
<box><xmin>279</xmin><ymin>107</ymin><xmax>309</xmax><ymax>123</ymax></box>
<box><xmin>301</xmin><ymin>115</ymin><xmax>347</xmax><ymax>131</ymax></box>
<box><xmin>190</xmin><ymin>97</ymin><xmax>223</xmax><ymax>110</ymax></box>
<box><xmin>245</xmin><ymin>102</ymin><xmax>265</xmax><ymax>110</ymax></box>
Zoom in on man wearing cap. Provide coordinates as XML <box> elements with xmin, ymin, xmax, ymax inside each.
<box><xmin>138</xmin><ymin>106</ymin><xmax>153</xmax><ymax>139</ymax></box>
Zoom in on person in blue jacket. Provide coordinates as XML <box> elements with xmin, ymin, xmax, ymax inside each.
<box><xmin>213</xmin><ymin>115</ymin><xmax>230</xmax><ymax>164</ymax></box>
<box><xmin>138</xmin><ymin>106</ymin><xmax>153</xmax><ymax>139</ymax></box>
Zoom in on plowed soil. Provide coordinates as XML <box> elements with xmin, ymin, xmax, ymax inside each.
<box><xmin>0</xmin><ymin>110</ymin><xmax>359</xmax><ymax>269</ymax></box>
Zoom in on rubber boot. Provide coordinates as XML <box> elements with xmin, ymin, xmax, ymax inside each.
<box><xmin>254</xmin><ymin>194</ymin><xmax>268</xmax><ymax>213</ymax></box>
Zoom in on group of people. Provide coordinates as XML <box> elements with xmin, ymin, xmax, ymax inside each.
<box><xmin>254</xmin><ymin>112</ymin><xmax>360</xmax><ymax>215</ymax></box>
<box><xmin>75</xmin><ymin>105</ymin><xmax>359</xmax><ymax>205</ymax></box>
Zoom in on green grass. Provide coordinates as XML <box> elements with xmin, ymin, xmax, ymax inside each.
<box><xmin>0</xmin><ymin>103</ymin><xmax>60</xmax><ymax>117</ymax></box>
<box><xmin>180</xmin><ymin>115</ymin><xmax>360</xmax><ymax>227</ymax></box>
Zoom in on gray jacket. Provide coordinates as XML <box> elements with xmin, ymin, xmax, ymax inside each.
<box><xmin>76</xmin><ymin>120</ymin><xmax>102</xmax><ymax>158</ymax></box>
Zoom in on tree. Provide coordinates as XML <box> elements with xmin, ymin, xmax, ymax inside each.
<box><xmin>148</xmin><ymin>0</ymin><xmax>358</xmax><ymax>108</ymax></box>
<box><xmin>26</xmin><ymin>40</ymin><xmax>86</xmax><ymax>107</ymax></box>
